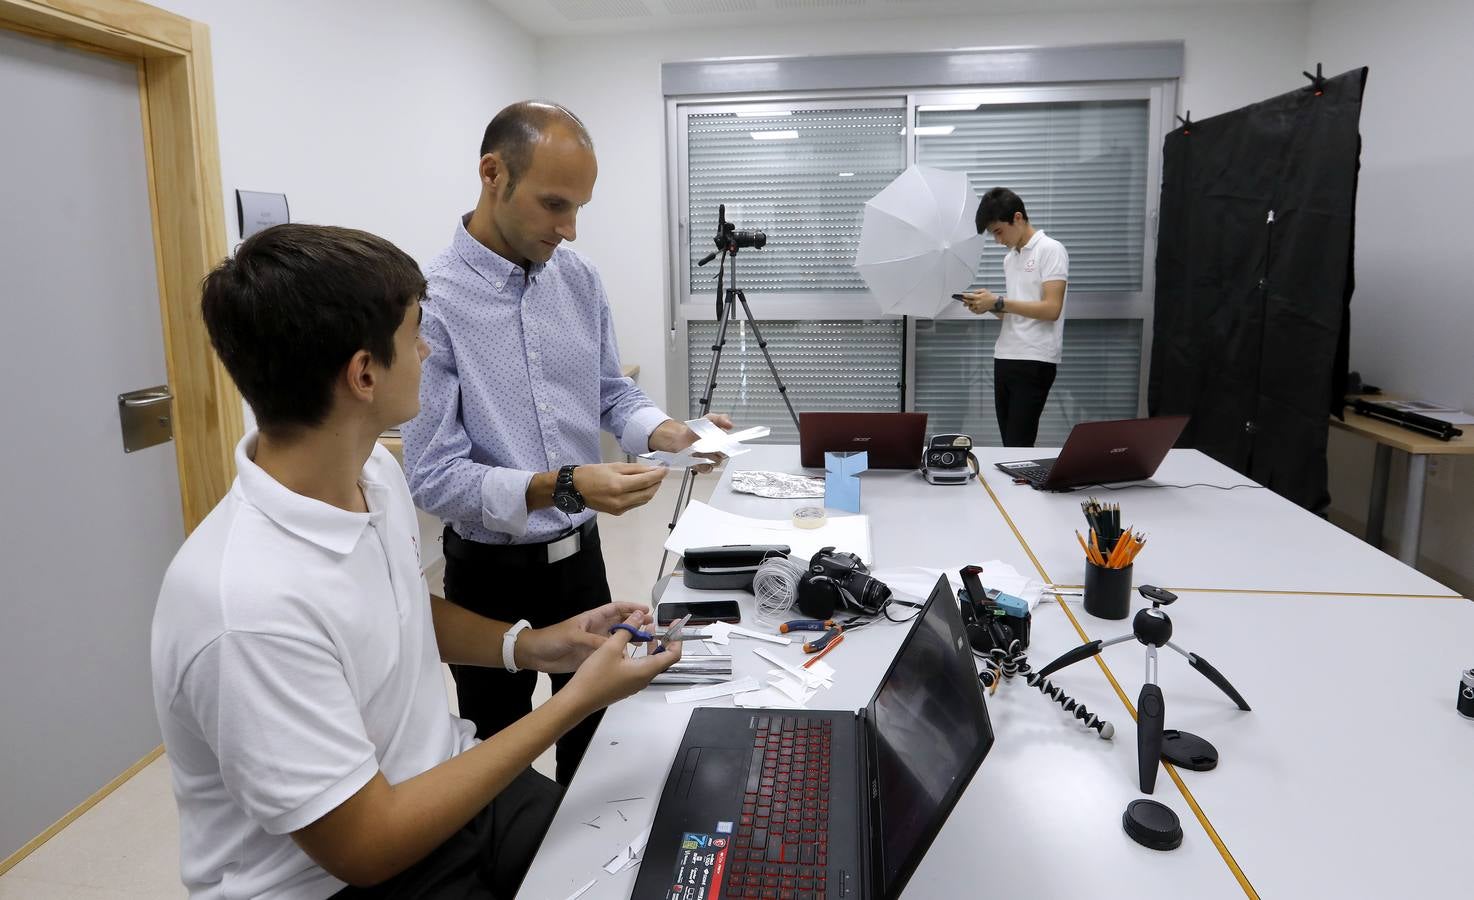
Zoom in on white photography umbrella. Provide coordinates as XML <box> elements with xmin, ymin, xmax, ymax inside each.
<box><xmin>854</xmin><ymin>164</ymin><xmax>989</xmax><ymax>318</ymax></box>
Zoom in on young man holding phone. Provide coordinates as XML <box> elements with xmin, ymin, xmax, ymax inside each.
<box><xmin>959</xmin><ymin>187</ymin><xmax>1070</xmax><ymax>448</ymax></box>
<box><xmin>152</xmin><ymin>224</ymin><xmax>681</xmax><ymax>899</ymax></box>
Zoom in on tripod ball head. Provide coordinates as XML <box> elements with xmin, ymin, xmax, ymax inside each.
<box><xmin>1133</xmin><ymin>607</ymin><xmax>1173</xmax><ymax>647</ymax></box>
<box><xmin>1137</xmin><ymin>584</ymin><xmax>1177</xmax><ymax>607</ymax></box>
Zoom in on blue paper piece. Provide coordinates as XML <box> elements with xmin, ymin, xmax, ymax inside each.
<box><xmin>824</xmin><ymin>451</ymin><xmax>868</xmax><ymax>514</ymax></box>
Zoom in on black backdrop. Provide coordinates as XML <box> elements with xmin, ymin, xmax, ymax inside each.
<box><xmin>1149</xmin><ymin>67</ymin><xmax>1368</xmax><ymax>512</ymax></box>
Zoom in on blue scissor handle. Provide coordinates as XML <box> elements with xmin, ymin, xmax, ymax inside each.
<box><xmin>609</xmin><ymin>623</ymin><xmax>655</xmax><ymax>643</ymax></box>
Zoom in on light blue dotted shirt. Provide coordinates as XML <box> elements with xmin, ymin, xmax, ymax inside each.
<box><xmin>402</xmin><ymin>215</ymin><xmax>669</xmax><ymax>545</ymax></box>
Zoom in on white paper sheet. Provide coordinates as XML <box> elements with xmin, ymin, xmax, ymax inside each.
<box><xmin>666</xmin><ymin>500</ymin><xmax>872</xmax><ymax>563</ymax></box>
<box><xmin>641</xmin><ymin>420</ymin><xmax>770</xmax><ymax>468</ymax></box>
<box><xmin>664</xmin><ymin>676</ymin><xmax>762</xmax><ymax>704</ymax></box>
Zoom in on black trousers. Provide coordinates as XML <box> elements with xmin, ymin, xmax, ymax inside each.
<box><xmin>441</xmin><ymin>522</ymin><xmax>612</xmax><ymax>785</ymax></box>
<box><xmin>330</xmin><ymin>768</ymin><xmax>560</xmax><ymax>900</ymax></box>
<box><xmin>994</xmin><ymin>358</ymin><xmax>1057</xmax><ymax>448</ymax></box>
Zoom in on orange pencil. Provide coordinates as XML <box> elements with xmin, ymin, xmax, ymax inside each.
<box><xmin>1076</xmin><ymin>530</ymin><xmax>1095</xmax><ymax>562</ymax></box>
<box><xmin>1090</xmin><ymin>529</ymin><xmax>1103</xmax><ymax>566</ymax></box>
<box><xmin>803</xmin><ymin>633</ymin><xmax>844</xmax><ymax>668</ymax></box>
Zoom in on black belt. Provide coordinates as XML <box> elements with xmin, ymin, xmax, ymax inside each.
<box><xmin>442</xmin><ymin>517</ymin><xmax>597</xmax><ymax>568</ymax></box>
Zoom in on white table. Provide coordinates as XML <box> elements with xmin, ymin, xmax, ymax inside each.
<box><xmin>975</xmin><ymin>447</ymin><xmax>1458</xmax><ymax>597</ymax></box>
<box><xmin>517</xmin><ymin>446</ymin><xmax>1470</xmax><ymax>900</ymax></box>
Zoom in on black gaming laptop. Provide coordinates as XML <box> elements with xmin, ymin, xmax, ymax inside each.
<box><xmin>631</xmin><ymin>576</ymin><xmax>992</xmax><ymax>900</ymax></box>
<box><xmin>994</xmin><ymin>415</ymin><xmax>1190</xmax><ymax>491</ymax></box>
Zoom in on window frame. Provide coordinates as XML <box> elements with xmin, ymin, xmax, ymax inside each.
<box><xmin>664</xmin><ymin>79</ymin><xmax>1178</xmax><ymax>425</ymax></box>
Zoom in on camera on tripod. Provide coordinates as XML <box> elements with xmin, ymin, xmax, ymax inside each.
<box><xmin>698</xmin><ymin>204</ymin><xmax>766</xmax><ymax>266</ymax></box>
<box><xmin>958</xmin><ymin>564</ymin><xmax>1031</xmax><ymax>653</ymax></box>
<box><xmin>797</xmin><ymin>547</ymin><xmax>892</xmax><ymax>618</ymax></box>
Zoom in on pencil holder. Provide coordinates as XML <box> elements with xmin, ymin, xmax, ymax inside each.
<box><xmin>1083</xmin><ymin>561</ymin><xmax>1133</xmax><ymax>620</ymax></box>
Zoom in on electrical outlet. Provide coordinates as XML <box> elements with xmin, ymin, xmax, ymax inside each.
<box><xmin>1427</xmin><ymin>456</ymin><xmax>1454</xmax><ymax>491</ymax></box>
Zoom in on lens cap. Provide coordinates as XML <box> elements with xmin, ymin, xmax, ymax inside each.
<box><xmin>1161</xmin><ymin>729</ymin><xmax>1218</xmax><ymax>771</ymax></box>
<box><xmin>1123</xmin><ymin>799</ymin><xmax>1183</xmax><ymax>851</ymax></box>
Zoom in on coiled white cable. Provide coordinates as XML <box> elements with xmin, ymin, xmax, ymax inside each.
<box><xmin>752</xmin><ymin>554</ymin><xmax>807</xmax><ymax>625</ymax></box>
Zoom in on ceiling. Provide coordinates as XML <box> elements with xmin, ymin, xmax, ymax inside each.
<box><xmin>482</xmin><ymin>0</ymin><xmax>1306</xmax><ymax>38</ymax></box>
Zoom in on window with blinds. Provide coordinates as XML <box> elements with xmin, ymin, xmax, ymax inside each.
<box><xmin>685</xmin><ymin>106</ymin><xmax>905</xmax><ymax>294</ymax></box>
<box><xmin>915</xmin><ymin>100</ymin><xmax>1149</xmax><ymax>293</ymax></box>
<box><xmin>688</xmin><ymin>319</ymin><xmax>904</xmax><ymax>443</ymax></box>
<box><xmin>913</xmin><ymin>318</ymin><xmax>1143</xmax><ymax>446</ymax></box>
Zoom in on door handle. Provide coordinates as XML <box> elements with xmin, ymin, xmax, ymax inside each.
<box><xmin>122</xmin><ymin>390</ymin><xmax>172</xmax><ymax>407</ymax></box>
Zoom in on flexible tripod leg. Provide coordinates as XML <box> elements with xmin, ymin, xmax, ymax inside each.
<box><xmin>1036</xmin><ymin>634</ymin><xmax>1135</xmax><ymax>679</ymax></box>
<box><xmin>1165</xmin><ymin>641</ymin><xmax>1251</xmax><ymax>711</ymax></box>
<box><xmin>1138</xmin><ymin>645</ymin><xmax>1165</xmax><ymax>794</ymax></box>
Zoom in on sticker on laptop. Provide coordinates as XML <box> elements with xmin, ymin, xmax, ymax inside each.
<box><xmin>1000</xmin><ymin>461</ymin><xmax>1037</xmax><ymax>469</ymax></box>
<box><xmin>664</xmin><ymin>832</ymin><xmax>730</xmax><ymax>900</ymax></box>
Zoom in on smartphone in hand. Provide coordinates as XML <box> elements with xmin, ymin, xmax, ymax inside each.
<box><xmin>951</xmin><ymin>293</ymin><xmax>968</xmax><ymax>301</ymax></box>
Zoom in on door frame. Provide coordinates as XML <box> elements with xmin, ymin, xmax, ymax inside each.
<box><xmin>1</xmin><ymin>0</ymin><xmax>240</xmax><ymax>534</ymax></box>
<box><xmin>0</xmin><ymin>0</ymin><xmax>238</xmax><ymax>876</ymax></box>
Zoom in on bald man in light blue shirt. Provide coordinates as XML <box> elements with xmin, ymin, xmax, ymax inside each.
<box><xmin>403</xmin><ymin>101</ymin><xmax>728</xmax><ymax>783</ymax></box>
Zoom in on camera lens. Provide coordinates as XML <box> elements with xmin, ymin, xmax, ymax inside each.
<box><xmin>940</xmin><ymin>451</ymin><xmax>956</xmax><ymax>466</ymax></box>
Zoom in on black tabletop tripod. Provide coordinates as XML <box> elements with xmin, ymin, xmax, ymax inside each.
<box><xmin>1036</xmin><ymin>585</ymin><xmax>1251</xmax><ymax>793</ymax></box>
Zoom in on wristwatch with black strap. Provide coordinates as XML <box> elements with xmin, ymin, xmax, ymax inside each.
<box><xmin>992</xmin><ymin>295</ymin><xmax>1006</xmax><ymax>314</ymax></box>
<box><xmin>552</xmin><ymin>464</ymin><xmax>586</xmax><ymax>514</ymax></box>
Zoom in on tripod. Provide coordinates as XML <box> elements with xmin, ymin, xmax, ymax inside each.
<box><xmin>656</xmin><ymin>205</ymin><xmax>800</xmax><ymax>582</ymax></box>
<box><xmin>1036</xmin><ymin>585</ymin><xmax>1251</xmax><ymax>793</ymax></box>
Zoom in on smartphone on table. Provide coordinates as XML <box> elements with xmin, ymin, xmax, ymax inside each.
<box><xmin>656</xmin><ymin>599</ymin><xmax>742</xmax><ymax>626</ymax></box>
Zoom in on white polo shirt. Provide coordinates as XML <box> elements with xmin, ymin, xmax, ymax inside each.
<box><xmin>151</xmin><ymin>434</ymin><xmax>477</xmax><ymax>900</ymax></box>
<box><xmin>994</xmin><ymin>229</ymin><xmax>1069</xmax><ymax>365</ymax></box>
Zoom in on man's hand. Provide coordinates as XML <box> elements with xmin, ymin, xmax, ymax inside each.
<box><xmin>562</xmin><ymin>610</ymin><xmax>684</xmax><ymax>715</ymax></box>
<box><xmin>571</xmin><ymin>462</ymin><xmax>667</xmax><ymax>515</ymax></box>
<box><xmin>649</xmin><ymin>413</ymin><xmax>735</xmax><ymax>473</ymax></box>
<box><xmin>515</xmin><ymin>602</ymin><xmax>654</xmax><ymax>673</ymax></box>
<box><xmin>959</xmin><ymin>289</ymin><xmax>1002</xmax><ymax>316</ymax></box>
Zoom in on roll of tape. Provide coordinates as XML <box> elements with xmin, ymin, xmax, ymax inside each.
<box><xmin>792</xmin><ymin>506</ymin><xmax>827</xmax><ymax>529</ymax></box>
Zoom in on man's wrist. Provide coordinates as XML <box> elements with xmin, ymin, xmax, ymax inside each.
<box><xmin>525</xmin><ymin>471</ymin><xmax>558</xmax><ymax>511</ymax></box>
<box><xmin>992</xmin><ymin>296</ymin><xmax>1007</xmax><ymax>314</ymax></box>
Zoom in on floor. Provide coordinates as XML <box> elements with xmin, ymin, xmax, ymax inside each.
<box><xmin>0</xmin><ymin>470</ymin><xmax>716</xmax><ymax>898</ymax></box>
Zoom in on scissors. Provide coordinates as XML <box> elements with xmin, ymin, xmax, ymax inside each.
<box><xmin>610</xmin><ymin>613</ymin><xmax>697</xmax><ymax>653</ymax></box>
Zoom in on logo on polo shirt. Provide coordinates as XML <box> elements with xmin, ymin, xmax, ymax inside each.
<box><xmin>1025</xmin><ymin>257</ymin><xmax>1036</xmax><ymax>272</ymax></box>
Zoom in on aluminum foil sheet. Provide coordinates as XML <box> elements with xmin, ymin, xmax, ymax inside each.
<box><xmin>730</xmin><ymin>470</ymin><xmax>826</xmax><ymax>499</ymax></box>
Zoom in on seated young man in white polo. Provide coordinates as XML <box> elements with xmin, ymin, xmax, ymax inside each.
<box><xmin>151</xmin><ymin>223</ymin><xmax>680</xmax><ymax>899</ymax></box>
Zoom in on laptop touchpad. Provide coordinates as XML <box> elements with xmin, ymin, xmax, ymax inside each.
<box><xmin>681</xmin><ymin>747</ymin><xmax>747</xmax><ymax>803</ymax></box>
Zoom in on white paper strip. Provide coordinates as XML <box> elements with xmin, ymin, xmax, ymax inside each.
<box><xmin>735</xmin><ymin>687</ymin><xmax>810</xmax><ymax>709</ymax></box>
<box><xmin>564</xmin><ymin>877</ymin><xmax>598</xmax><ymax>900</ymax></box>
<box><xmin>665</xmin><ymin>676</ymin><xmax>762</xmax><ymax>704</ymax></box>
<box><xmin>704</xmin><ymin>621</ymin><xmax>791</xmax><ymax>646</ymax></box>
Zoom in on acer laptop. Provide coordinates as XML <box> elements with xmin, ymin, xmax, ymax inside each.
<box><xmin>631</xmin><ymin>575</ymin><xmax>992</xmax><ymax>900</ymax></box>
<box><xmin>798</xmin><ymin>412</ymin><xmax>928</xmax><ymax>469</ymax></box>
<box><xmin>994</xmin><ymin>415</ymin><xmax>1190</xmax><ymax>491</ymax></box>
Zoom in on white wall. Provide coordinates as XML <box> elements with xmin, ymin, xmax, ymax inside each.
<box><xmin>150</xmin><ymin>0</ymin><xmax>536</xmax><ymax>567</ymax></box>
<box><xmin>1310</xmin><ymin>0</ymin><xmax>1474</xmax><ymax>595</ymax></box>
<box><xmin>154</xmin><ymin>0</ymin><xmax>536</xmax><ymax>262</ymax></box>
<box><xmin>535</xmin><ymin>2</ymin><xmax>1313</xmax><ymax>415</ymax></box>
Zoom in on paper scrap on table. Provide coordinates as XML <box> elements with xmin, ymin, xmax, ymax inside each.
<box><xmin>704</xmin><ymin>621</ymin><xmax>791</xmax><ymax>646</ymax></box>
<box><xmin>753</xmin><ymin>647</ymin><xmax>833</xmax><ymax>689</ymax></box>
<box><xmin>603</xmin><ymin>825</ymin><xmax>653</xmax><ymax>874</ymax></box>
<box><xmin>564</xmin><ymin>877</ymin><xmax>598</xmax><ymax>900</ymax></box>
<box><xmin>735</xmin><ymin>686</ymin><xmax>810</xmax><ymax>709</ymax></box>
<box><xmin>641</xmin><ymin>419</ymin><xmax>770</xmax><ymax>468</ymax></box>
<box><xmin>769</xmin><ymin>675</ymin><xmax>816</xmax><ymax>704</ymax></box>
<box><xmin>667</xmin><ymin>500</ymin><xmax>872</xmax><ymax>563</ymax></box>
<box><xmin>665</xmin><ymin>676</ymin><xmax>762</xmax><ymax>704</ymax></box>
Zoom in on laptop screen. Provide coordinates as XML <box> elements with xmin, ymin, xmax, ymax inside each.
<box><xmin>868</xmin><ymin>576</ymin><xmax>993</xmax><ymax>894</ymax></box>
